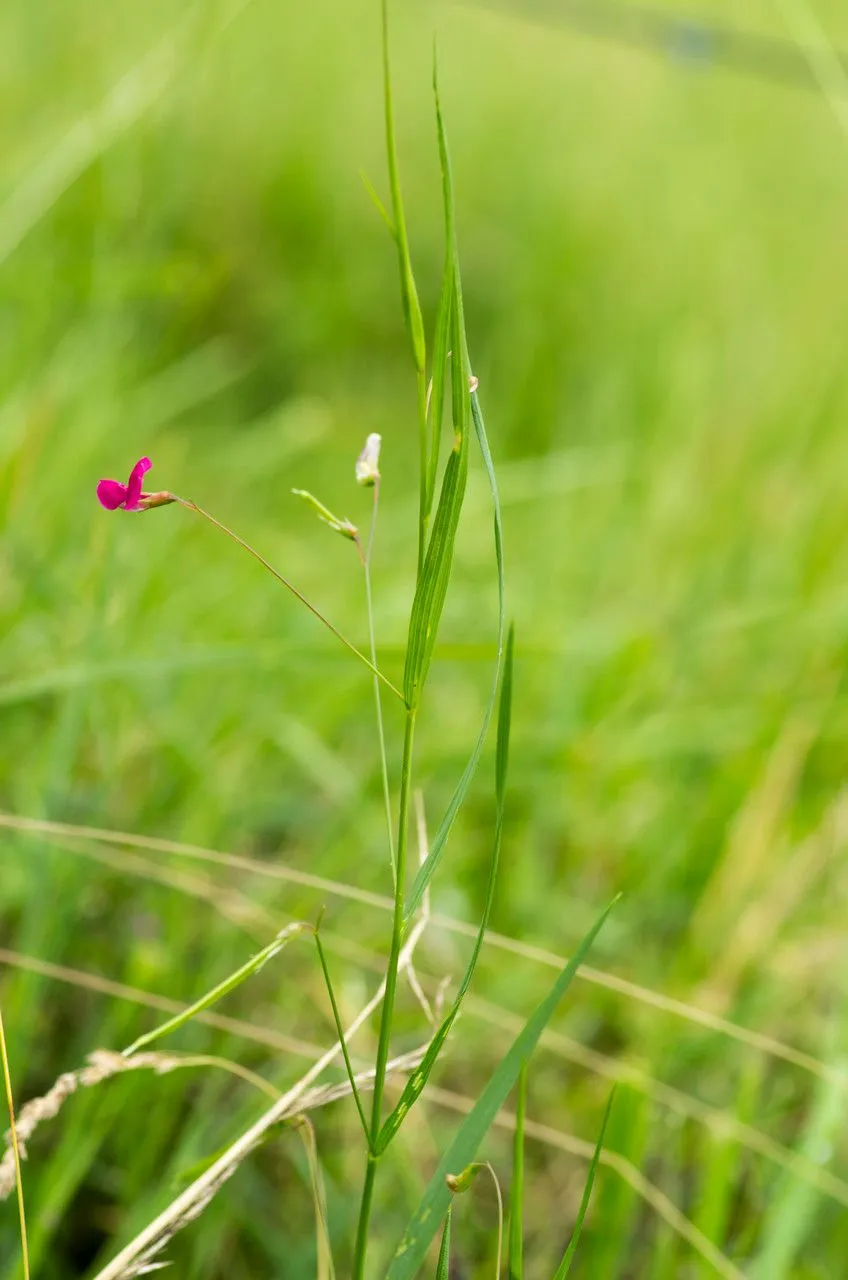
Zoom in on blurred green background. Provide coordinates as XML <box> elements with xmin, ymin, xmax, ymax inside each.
<box><xmin>3</xmin><ymin>0</ymin><xmax>848</xmax><ymax>1275</ymax></box>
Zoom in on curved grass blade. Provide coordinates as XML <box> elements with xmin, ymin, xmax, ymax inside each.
<box><xmin>386</xmin><ymin>897</ymin><xmax>617</xmax><ymax>1280</ymax></box>
<box><xmin>378</xmin><ymin>628</ymin><xmax>514</xmax><ymax>1153</ymax></box>
<box><xmin>435</xmin><ymin>1206</ymin><xmax>452</xmax><ymax>1279</ymax></box>
<box><xmin>121</xmin><ymin>922</ymin><xmax>308</xmax><ymax>1057</ymax></box>
<box><xmin>508</xmin><ymin>1064</ymin><xmax>527</xmax><ymax>1280</ymax></box>
<box><xmin>553</xmin><ymin>1088</ymin><xmax>617</xmax><ymax>1278</ymax></box>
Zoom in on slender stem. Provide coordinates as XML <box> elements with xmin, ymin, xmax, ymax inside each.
<box><xmin>352</xmin><ymin>708</ymin><xmax>417</xmax><ymax>1280</ymax></box>
<box><xmin>174</xmin><ymin>496</ymin><xmax>405</xmax><ymax>704</ymax></box>
<box><xmin>363</xmin><ymin>479</ymin><xmax>396</xmax><ymax>887</ymax></box>
<box><xmin>313</xmin><ymin>931</ymin><xmax>373</xmax><ymax>1151</ymax></box>
<box><xmin>0</xmin><ymin>1008</ymin><xmax>29</xmax><ymax>1280</ymax></box>
<box><xmin>416</xmin><ymin>367</ymin><xmax>429</xmax><ymax>574</ymax></box>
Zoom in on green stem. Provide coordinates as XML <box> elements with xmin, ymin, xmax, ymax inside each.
<box><xmin>416</xmin><ymin>367</ymin><xmax>428</xmax><ymax>574</ymax></box>
<box><xmin>176</xmin><ymin>497</ymin><xmax>405</xmax><ymax>704</ymax></box>
<box><xmin>364</xmin><ymin>480</ymin><xmax>396</xmax><ymax>887</ymax></box>
<box><xmin>352</xmin><ymin>708</ymin><xmax>417</xmax><ymax>1280</ymax></box>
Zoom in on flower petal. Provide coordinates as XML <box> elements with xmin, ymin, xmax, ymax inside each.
<box><xmin>97</xmin><ymin>479</ymin><xmax>129</xmax><ymax>510</ymax></box>
<box><xmin>124</xmin><ymin>457</ymin><xmax>152</xmax><ymax>511</ymax></box>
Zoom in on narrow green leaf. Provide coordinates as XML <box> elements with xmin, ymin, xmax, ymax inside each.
<box><xmin>425</xmin><ymin>263</ymin><xmax>452</xmax><ymax>523</ymax></box>
<box><xmin>385</xmin><ymin>897</ymin><xmax>617</xmax><ymax>1280</ymax></box>
<box><xmin>405</xmin><ymin>391</ymin><xmax>505</xmax><ymax>920</ymax></box>
<box><xmin>313</xmin><ymin>929</ymin><xmax>373</xmax><ymax>1151</ymax></box>
<box><xmin>122</xmin><ymin>922</ymin><xmax>308</xmax><ymax>1057</ymax></box>
<box><xmin>553</xmin><ymin>1088</ymin><xmax>617</xmax><ymax>1278</ymax></box>
<box><xmin>435</xmin><ymin>1206</ymin><xmax>452</xmax><ymax>1280</ymax></box>
<box><xmin>381</xmin><ymin>0</ymin><xmax>425</xmax><ymax>375</ymax></box>
<box><xmin>508</xmin><ymin>1064</ymin><xmax>527</xmax><ymax>1280</ymax></box>
<box><xmin>402</xmin><ymin>438</ymin><xmax>468</xmax><ymax>708</ymax></box>
<box><xmin>377</xmin><ymin>629</ymin><xmax>514</xmax><ymax>1153</ymax></box>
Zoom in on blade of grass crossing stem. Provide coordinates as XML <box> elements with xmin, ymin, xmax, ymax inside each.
<box><xmin>292</xmin><ymin>1116</ymin><xmax>336</xmax><ymax>1280</ymax></box>
<box><xmin>553</xmin><ymin>1088</ymin><xmax>617</xmax><ymax>1278</ymax></box>
<box><xmin>378</xmin><ymin>629</ymin><xmax>514</xmax><ymax>1153</ymax></box>
<box><xmin>406</xmin><ymin>392</ymin><xmax>506</xmax><ymax>920</ymax></box>
<box><xmin>508</xmin><ymin>1064</ymin><xmax>527</xmax><ymax>1280</ymax></box>
<box><xmin>121</xmin><ymin>923</ymin><xmax>308</xmax><ymax>1056</ymax></box>
<box><xmin>381</xmin><ymin>0</ymin><xmax>425</xmax><ymax>377</ymax></box>
<box><xmin>435</xmin><ymin>1207</ymin><xmax>452</xmax><ymax>1280</ymax></box>
<box><xmin>386</xmin><ymin>898</ymin><xmax>617</xmax><ymax>1280</ymax></box>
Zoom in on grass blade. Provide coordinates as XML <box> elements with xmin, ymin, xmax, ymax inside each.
<box><xmin>386</xmin><ymin>897</ymin><xmax>617</xmax><ymax>1280</ymax></box>
<box><xmin>406</xmin><ymin>390</ymin><xmax>506</xmax><ymax>920</ymax></box>
<box><xmin>425</xmin><ymin>260</ymin><xmax>452</xmax><ymax>524</ymax></box>
<box><xmin>435</xmin><ymin>1206</ymin><xmax>452</xmax><ymax>1279</ymax></box>
<box><xmin>508</xmin><ymin>1064</ymin><xmax>527</xmax><ymax>1280</ymax></box>
<box><xmin>553</xmin><ymin>1087</ymin><xmax>617</xmax><ymax>1278</ymax></box>
<box><xmin>378</xmin><ymin>628</ymin><xmax>514</xmax><ymax>1153</ymax></box>
<box><xmin>121</xmin><ymin>922</ymin><xmax>308</xmax><ymax>1057</ymax></box>
<box><xmin>402</xmin><ymin>432</ymin><xmax>469</xmax><ymax>709</ymax></box>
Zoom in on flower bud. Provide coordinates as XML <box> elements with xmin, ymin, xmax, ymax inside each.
<box><xmin>355</xmin><ymin>433</ymin><xmax>382</xmax><ymax>487</ymax></box>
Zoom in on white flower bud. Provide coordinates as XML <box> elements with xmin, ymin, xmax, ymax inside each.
<box><xmin>356</xmin><ymin>433</ymin><xmax>382</xmax><ymax>487</ymax></box>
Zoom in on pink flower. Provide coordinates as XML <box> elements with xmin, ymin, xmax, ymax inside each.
<box><xmin>96</xmin><ymin>457</ymin><xmax>154</xmax><ymax>511</ymax></box>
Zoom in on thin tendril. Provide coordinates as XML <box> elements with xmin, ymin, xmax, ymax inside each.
<box><xmin>173</xmin><ymin>496</ymin><xmax>404</xmax><ymax>704</ymax></box>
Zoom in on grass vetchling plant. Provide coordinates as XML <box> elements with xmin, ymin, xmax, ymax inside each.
<box><xmin>4</xmin><ymin>3</ymin><xmax>616</xmax><ymax>1275</ymax></box>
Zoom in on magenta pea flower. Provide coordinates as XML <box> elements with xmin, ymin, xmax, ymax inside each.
<box><xmin>96</xmin><ymin>457</ymin><xmax>173</xmax><ymax>512</ymax></box>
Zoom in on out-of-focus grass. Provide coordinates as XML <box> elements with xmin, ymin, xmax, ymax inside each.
<box><xmin>2</xmin><ymin>0</ymin><xmax>848</xmax><ymax>1275</ymax></box>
